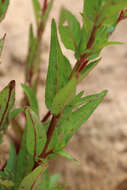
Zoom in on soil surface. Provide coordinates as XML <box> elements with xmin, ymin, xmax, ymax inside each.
<box><xmin>0</xmin><ymin>1</ymin><xmax>127</xmax><ymax>190</ymax></box>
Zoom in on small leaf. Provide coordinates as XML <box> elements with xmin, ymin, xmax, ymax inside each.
<box><xmin>22</xmin><ymin>84</ymin><xmax>39</xmax><ymax>114</ymax></box>
<box><xmin>0</xmin><ymin>80</ymin><xmax>15</xmax><ymax>131</ymax></box>
<box><xmin>104</xmin><ymin>41</ymin><xmax>124</xmax><ymax>46</ymax></box>
<box><xmin>55</xmin><ymin>90</ymin><xmax>107</xmax><ymax>151</ymax></box>
<box><xmin>78</xmin><ymin>58</ymin><xmax>101</xmax><ymax>82</ymax></box>
<box><xmin>32</xmin><ymin>0</ymin><xmax>41</xmax><ymax>25</ymax></box>
<box><xmin>25</xmin><ymin>108</ymin><xmax>47</xmax><ymax>157</ymax></box>
<box><xmin>58</xmin><ymin>151</ymin><xmax>80</xmax><ymax>165</ymax></box>
<box><xmin>45</xmin><ymin>19</ymin><xmax>72</xmax><ymax>110</ymax></box>
<box><xmin>0</xmin><ymin>0</ymin><xmax>9</xmax><ymax>22</ymax></box>
<box><xmin>18</xmin><ymin>164</ymin><xmax>47</xmax><ymax>190</ymax></box>
<box><xmin>50</xmin><ymin>174</ymin><xmax>61</xmax><ymax>188</ymax></box>
<box><xmin>0</xmin><ymin>34</ymin><xmax>6</xmax><ymax>57</ymax></box>
<box><xmin>42</xmin><ymin>0</ymin><xmax>54</xmax><ymax>24</ymax></box>
<box><xmin>83</xmin><ymin>0</ymin><xmax>102</xmax><ymax>22</ymax></box>
<box><xmin>9</xmin><ymin>107</ymin><xmax>24</xmax><ymax>120</ymax></box>
<box><xmin>51</xmin><ymin>77</ymin><xmax>77</xmax><ymax>115</ymax></box>
<box><xmin>102</xmin><ymin>1</ymin><xmax>127</xmax><ymax>22</ymax></box>
<box><xmin>0</xmin><ymin>180</ymin><xmax>14</xmax><ymax>188</ymax></box>
<box><xmin>59</xmin><ymin>8</ymin><xmax>81</xmax><ymax>51</ymax></box>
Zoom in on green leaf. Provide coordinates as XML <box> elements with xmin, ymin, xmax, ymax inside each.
<box><xmin>42</xmin><ymin>0</ymin><xmax>54</xmax><ymax>24</ymax></box>
<box><xmin>45</xmin><ymin>19</ymin><xmax>72</xmax><ymax>110</ymax></box>
<box><xmin>104</xmin><ymin>41</ymin><xmax>124</xmax><ymax>46</ymax></box>
<box><xmin>83</xmin><ymin>0</ymin><xmax>102</xmax><ymax>22</ymax></box>
<box><xmin>18</xmin><ymin>164</ymin><xmax>47</xmax><ymax>190</ymax></box>
<box><xmin>78</xmin><ymin>58</ymin><xmax>101</xmax><ymax>82</ymax></box>
<box><xmin>9</xmin><ymin>107</ymin><xmax>24</xmax><ymax>120</ymax></box>
<box><xmin>25</xmin><ymin>108</ymin><xmax>47</xmax><ymax>157</ymax></box>
<box><xmin>51</xmin><ymin>77</ymin><xmax>77</xmax><ymax>115</ymax></box>
<box><xmin>55</xmin><ymin>90</ymin><xmax>107</xmax><ymax>151</ymax></box>
<box><xmin>58</xmin><ymin>151</ymin><xmax>80</xmax><ymax>165</ymax></box>
<box><xmin>0</xmin><ymin>180</ymin><xmax>14</xmax><ymax>188</ymax></box>
<box><xmin>0</xmin><ymin>80</ymin><xmax>15</xmax><ymax>131</ymax></box>
<box><xmin>0</xmin><ymin>0</ymin><xmax>9</xmax><ymax>22</ymax></box>
<box><xmin>102</xmin><ymin>1</ymin><xmax>127</xmax><ymax>21</ymax></box>
<box><xmin>14</xmin><ymin>127</ymin><xmax>34</xmax><ymax>188</ymax></box>
<box><xmin>4</xmin><ymin>143</ymin><xmax>17</xmax><ymax>179</ymax></box>
<box><xmin>0</xmin><ymin>34</ymin><xmax>5</xmax><ymax>57</ymax></box>
<box><xmin>22</xmin><ymin>84</ymin><xmax>39</xmax><ymax>114</ymax></box>
<box><xmin>59</xmin><ymin>8</ymin><xmax>81</xmax><ymax>51</ymax></box>
<box><xmin>26</xmin><ymin>26</ymin><xmax>38</xmax><ymax>68</ymax></box>
<box><xmin>50</xmin><ymin>174</ymin><xmax>61</xmax><ymax>188</ymax></box>
<box><xmin>32</xmin><ymin>0</ymin><xmax>41</xmax><ymax>25</ymax></box>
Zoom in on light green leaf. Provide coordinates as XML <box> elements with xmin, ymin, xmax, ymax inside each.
<box><xmin>0</xmin><ymin>0</ymin><xmax>9</xmax><ymax>22</ymax></box>
<box><xmin>50</xmin><ymin>174</ymin><xmax>61</xmax><ymax>188</ymax></box>
<box><xmin>25</xmin><ymin>108</ymin><xmax>47</xmax><ymax>157</ymax></box>
<box><xmin>45</xmin><ymin>19</ymin><xmax>72</xmax><ymax>110</ymax></box>
<box><xmin>42</xmin><ymin>0</ymin><xmax>54</xmax><ymax>24</ymax></box>
<box><xmin>32</xmin><ymin>0</ymin><xmax>41</xmax><ymax>25</ymax></box>
<box><xmin>51</xmin><ymin>77</ymin><xmax>77</xmax><ymax>115</ymax></box>
<box><xmin>59</xmin><ymin>8</ymin><xmax>81</xmax><ymax>51</ymax></box>
<box><xmin>18</xmin><ymin>164</ymin><xmax>47</xmax><ymax>190</ymax></box>
<box><xmin>0</xmin><ymin>80</ymin><xmax>15</xmax><ymax>131</ymax></box>
<box><xmin>104</xmin><ymin>41</ymin><xmax>124</xmax><ymax>46</ymax></box>
<box><xmin>78</xmin><ymin>58</ymin><xmax>101</xmax><ymax>82</ymax></box>
<box><xmin>9</xmin><ymin>107</ymin><xmax>24</xmax><ymax>120</ymax></box>
<box><xmin>58</xmin><ymin>151</ymin><xmax>80</xmax><ymax>165</ymax></box>
<box><xmin>22</xmin><ymin>84</ymin><xmax>39</xmax><ymax>114</ymax></box>
<box><xmin>102</xmin><ymin>1</ymin><xmax>127</xmax><ymax>21</ymax></box>
<box><xmin>0</xmin><ymin>180</ymin><xmax>14</xmax><ymax>188</ymax></box>
<box><xmin>55</xmin><ymin>90</ymin><xmax>107</xmax><ymax>151</ymax></box>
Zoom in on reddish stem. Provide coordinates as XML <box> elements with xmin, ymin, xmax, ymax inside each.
<box><xmin>117</xmin><ymin>10</ymin><xmax>127</xmax><ymax>24</ymax></box>
<box><xmin>41</xmin><ymin>111</ymin><xmax>51</xmax><ymax>123</ymax></box>
<box><xmin>78</xmin><ymin>59</ymin><xmax>89</xmax><ymax>73</ymax></box>
<box><xmin>40</xmin><ymin>114</ymin><xmax>60</xmax><ymax>158</ymax></box>
<box><xmin>42</xmin><ymin>0</ymin><xmax>48</xmax><ymax>13</ymax></box>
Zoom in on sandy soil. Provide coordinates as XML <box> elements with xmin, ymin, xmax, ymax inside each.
<box><xmin>0</xmin><ymin>1</ymin><xmax>127</xmax><ymax>190</ymax></box>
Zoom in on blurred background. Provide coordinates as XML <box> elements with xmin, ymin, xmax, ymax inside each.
<box><xmin>0</xmin><ymin>0</ymin><xmax>127</xmax><ymax>190</ymax></box>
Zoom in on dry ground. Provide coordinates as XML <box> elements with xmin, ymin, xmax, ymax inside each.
<box><xmin>0</xmin><ymin>1</ymin><xmax>127</xmax><ymax>190</ymax></box>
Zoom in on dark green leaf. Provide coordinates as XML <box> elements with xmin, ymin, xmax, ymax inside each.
<box><xmin>59</xmin><ymin>8</ymin><xmax>81</xmax><ymax>51</ymax></box>
<box><xmin>22</xmin><ymin>84</ymin><xmax>39</xmax><ymax>114</ymax></box>
<box><xmin>14</xmin><ymin>127</ymin><xmax>34</xmax><ymax>188</ymax></box>
<box><xmin>25</xmin><ymin>108</ymin><xmax>47</xmax><ymax>157</ymax></box>
<box><xmin>45</xmin><ymin>19</ymin><xmax>72</xmax><ymax>110</ymax></box>
<box><xmin>18</xmin><ymin>163</ymin><xmax>47</xmax><ymax>190</ymax></box>
<box><xmin>4</xmin><ymin>143</ymin><xmax>16</xmax><ymax>179</ymax></box>
<box><xmin>0</xmin><ymin>80</ymin><xmax>15</xmax><ymax>131</ymax></box>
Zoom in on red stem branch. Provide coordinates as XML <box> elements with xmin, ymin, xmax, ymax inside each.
<box><xmin>42</xmin><ymin>0</ymin><xmax>48</xmax><ymax>13</ymax></box>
